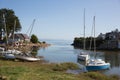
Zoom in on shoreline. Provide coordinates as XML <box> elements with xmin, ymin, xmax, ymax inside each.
<box><xmin>15</xmin><ymin>42</ymin><xmax>51</xmax><ymax>52</ymax></box>
<box><xmin>0</xmin><ymin>42</ymin><xmax>51</xmax><ymax>52</ymax></box>
<box><xmin>0</xmin><ymin>60</ymin><xmax>119</xmax><ymax>80</ymax></box>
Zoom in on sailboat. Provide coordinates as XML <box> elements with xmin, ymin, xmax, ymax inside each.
<box><xmin>86</xmin><ymin>16</ymin><xmax>110</xmax><ymax>71</ymax></box>
<box><xmin>77</xmin><ymin>9</ymin><xmax>90</xmax><ymax>61</ymax></box>
<box><xmin>14</xmin><ymin>52</ymin><xmax>40</xmax><ymax>62</ymax></box>
<box><xmin>1</xmin><ymin>14</ymin><xmax>16</xmax><ymax>59</ymax></box>
<box><xmin>13</xmin><ymin>19</ymin><xmax>40</xmax><ymax>62</ymax></box>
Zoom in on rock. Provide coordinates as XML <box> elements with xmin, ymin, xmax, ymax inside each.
<box><xmin>0</xmin><ymin>75</ymin><xmax>7</xmax><ymax>80</ymax></box>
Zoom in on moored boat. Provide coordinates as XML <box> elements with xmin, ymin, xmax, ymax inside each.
<box><xmin>15</xmin><ymin>53</ymin><xmax>40</xmax><ymax>62</ymax></box>
<box><xmin>77</xmin><ymin>9</ymin><xmax>90</xmax><ymax>61</ymax></box>
<box><xmin>86</xmin><ymin>59</ymin><xmax>110</xmax><ymax>71</ymax></box>
<box><xmin>78</xmin><ymin>52</ymin><xmax>90</xmax><ymax>61</ymax></box>
<box><xmin>3</xmin><ymin>52</ymin><xmax>15</xmax><ymax>59</ymax></box>
<box><xmin>86</xmin><ymin>16</ymin><xmax>110</xmax><ymax>71</ymax></box>
<box><xmin>0</xmin><ymin>47</ymin><xmax>16</xmax><ymax>59</ymax></box>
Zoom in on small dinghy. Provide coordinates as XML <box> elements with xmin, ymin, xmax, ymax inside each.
<box><xmin>15</xmin><ymin>52</ymin><xmax>40</xmax><ymax>62</ymax></box>
<box><xmin>78</xmin><ymin>52</ymin><xmax>90</xmax><ymax>61</ymax></box>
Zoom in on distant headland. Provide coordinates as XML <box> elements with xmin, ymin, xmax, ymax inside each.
<box><xmin>72</xmin><ymin>29</ymin><xmax>120</xmax><ymax>50</ymax></box>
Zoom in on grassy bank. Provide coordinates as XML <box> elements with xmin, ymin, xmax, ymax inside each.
<box><xmin>0</xmin><ymin>60</ymin><xmax>119</xmax><ymax>80</ymax></box>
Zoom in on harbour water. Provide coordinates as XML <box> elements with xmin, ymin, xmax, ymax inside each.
<box><xmin>37</xmin><ymin>39</ymin><xmax>120</xmax><ymax>76</ymax></box>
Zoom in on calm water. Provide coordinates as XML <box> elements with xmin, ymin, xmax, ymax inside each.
<box><xmin>37</xmin><ymin>39</ymin><xmax>120</xmax><ymax>76</ymax></box>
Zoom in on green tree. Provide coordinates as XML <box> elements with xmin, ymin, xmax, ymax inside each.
<box><xmin>30</xmin><ymin>34</ymin><xmax>38</xmax><ymax>43</ymax></box>
<box><xmin>0</xmin><ymin>8</ymin><xmax>21</xmax><ymax>40</ymax></box>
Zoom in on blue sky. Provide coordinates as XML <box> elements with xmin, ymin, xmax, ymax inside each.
<box><xmin>0</xmin><ymin>0</ymin><xmax>120</xmax><ymax>40</ymax></box>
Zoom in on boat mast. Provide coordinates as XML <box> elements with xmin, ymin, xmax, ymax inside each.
<box><xmin>29</xmin><ymin>19</ymin><xmax>35</xmax><ymax>37</ymax></box>
<box><xmin>26</xmin><ymin>19</ymin><xmax>36</xmax><ymax>38</ymax></box>
<box><xmin>83</xmin><ymin>8</ymin><xmax>86</xmax><ymax>50</ymax></box>
<box><xmin>13</xmin><ymin>20</ymin><xmax>16</xmax><ymax>47</ymax></box>
<box><xmin>93</xmin><ymin>16</ymin><xmax>96</xmax><ymax>58</ymax></box>
<box><xmin>89</xmin><ymin>19</ymin><xmax>94</xmax><ymax>50</ymax></box>
<box><xmin>3</xmin><ymin>14</ymin><xmax>8</xmax><ymax>47</ymax></box>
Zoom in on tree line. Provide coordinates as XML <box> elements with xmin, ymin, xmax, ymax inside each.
<box><xmin>0</xmin><ymin>8</ymin><xmax>38</xmax><ymax>43</ymax></box>
<box><xmin>72</xmin><ymin>37</ymin><xmax>105</xmax><ymax>49</ymax></box>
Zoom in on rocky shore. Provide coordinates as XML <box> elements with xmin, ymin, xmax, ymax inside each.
<box><xmin>15</xmin><ymin>42</ymin><xmax>51</xmax><ymax>52</ymax></box>
<box><xmin>0</xmin><ymin>42</ymin><xmax>51</xmax><ymax>53</ymax></box>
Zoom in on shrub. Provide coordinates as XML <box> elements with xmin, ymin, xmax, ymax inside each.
<box><xmin>30</xmin><ymin>34</ymin><xmax>38</xmax><ymax>43</ymax></box>
<box><xmin>52</xmin><ymin>62</ymin><xmax>79</xmax><ymax>71</ymax></box>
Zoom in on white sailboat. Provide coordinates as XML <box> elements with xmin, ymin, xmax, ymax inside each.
<box><xmin>78</xmin><ymin>9</ymin><xmax>90</xmax><ymax>61</ymax></box>
<box><xmin>86</xmin><ymin>16</ymin><xmax>110</xmax><ymax>71</ymax></box>
<box><xmin>15</xmin><ymin>52</ymin><xmax>40</xmax><ymax>62</ymax></box>
<box><xmin>1</xmin><ymin>14</ymin><xmax>16</xmax><ymax>59</ymax></box>
<box><xmin>1</xmin><ymin>14</ymin><xmax>40</xmax><ymax>61</ymax></box>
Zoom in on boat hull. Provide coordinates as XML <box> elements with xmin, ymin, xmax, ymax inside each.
<box><xmin>86</xmin><ymin>63</ymin><xmax>110</xmax><ymax>71</ymax></box>
<box><xmin>3</xmin><ymin>52</ymin><xmax>15</xmax><ymax>59</ymax></box>
<box><xmin>15</xmin><ymin>55</ymin><xmax>40</xmax><ymax>62</ymax></box>
<box><xmin>4</xmin><ymin>54</ymin><xmax>15</xmax><ymax>59</ymax></box>
<box><xmin>78</xmin><ymin>55</ymin><xmax>90</xmax><ymax>61</ymax></box>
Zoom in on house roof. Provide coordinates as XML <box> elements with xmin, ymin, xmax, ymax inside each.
<box><xmin>15</xmin><ymin>34</ymin><xmax>24</xmax><ymax>40</ymax></box>
<box><xmin>22</xmin><ymin>34</ymin><xmax>30</xmax><ymax>39</ymax></box>
<box><xmin>13</xmin><ymin>33</ymin><xmax>30</xmax><ymax>40</ymax></box>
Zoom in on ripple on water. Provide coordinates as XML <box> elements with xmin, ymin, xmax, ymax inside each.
<box><xmin>104</xmin><ymin>67</ymin><xmax>120</xmax><ymax>76</ymax></box>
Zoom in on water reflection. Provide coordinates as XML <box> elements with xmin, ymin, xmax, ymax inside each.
<box><xmin>37</xmin><ymin>45</ymin><xmax>120</xmax><ymax>69</ymax></box>
<box><xmin>77</xmin><ymin>50</ymin><xmax>120</xmax><ymax>76</ymax></box>
<box><xmin>77</xmin><ymin>50</ymin><xmax>120</xmax><ymax>69</ymax></box>
<box><xmin>77</xmin><ymin>59</ymin><xmax>86</xmax><ymax>66</ymax></box>
<box><xmin>104</xmin><ymin>51</ymin><xmax>120</xmax><ymax>68</ymax></box>
<box><xmin>37</xmin><ymin>45</ymin><xmax>77</xmax><ymax>63</ymax></box>
<box><xmin>31</xmin><ymin>47</ymin><xmax>39</xmax><ymax>57</ymax></box>
<box><xmin>36</xmin><ymin>39</ymin><xmax>120</xmax><ymax>76</ymax></box>
<box><xmin>104</xmin><ymin>67</ymin><xmax>120</xmax><ymax>76</ymax></box>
